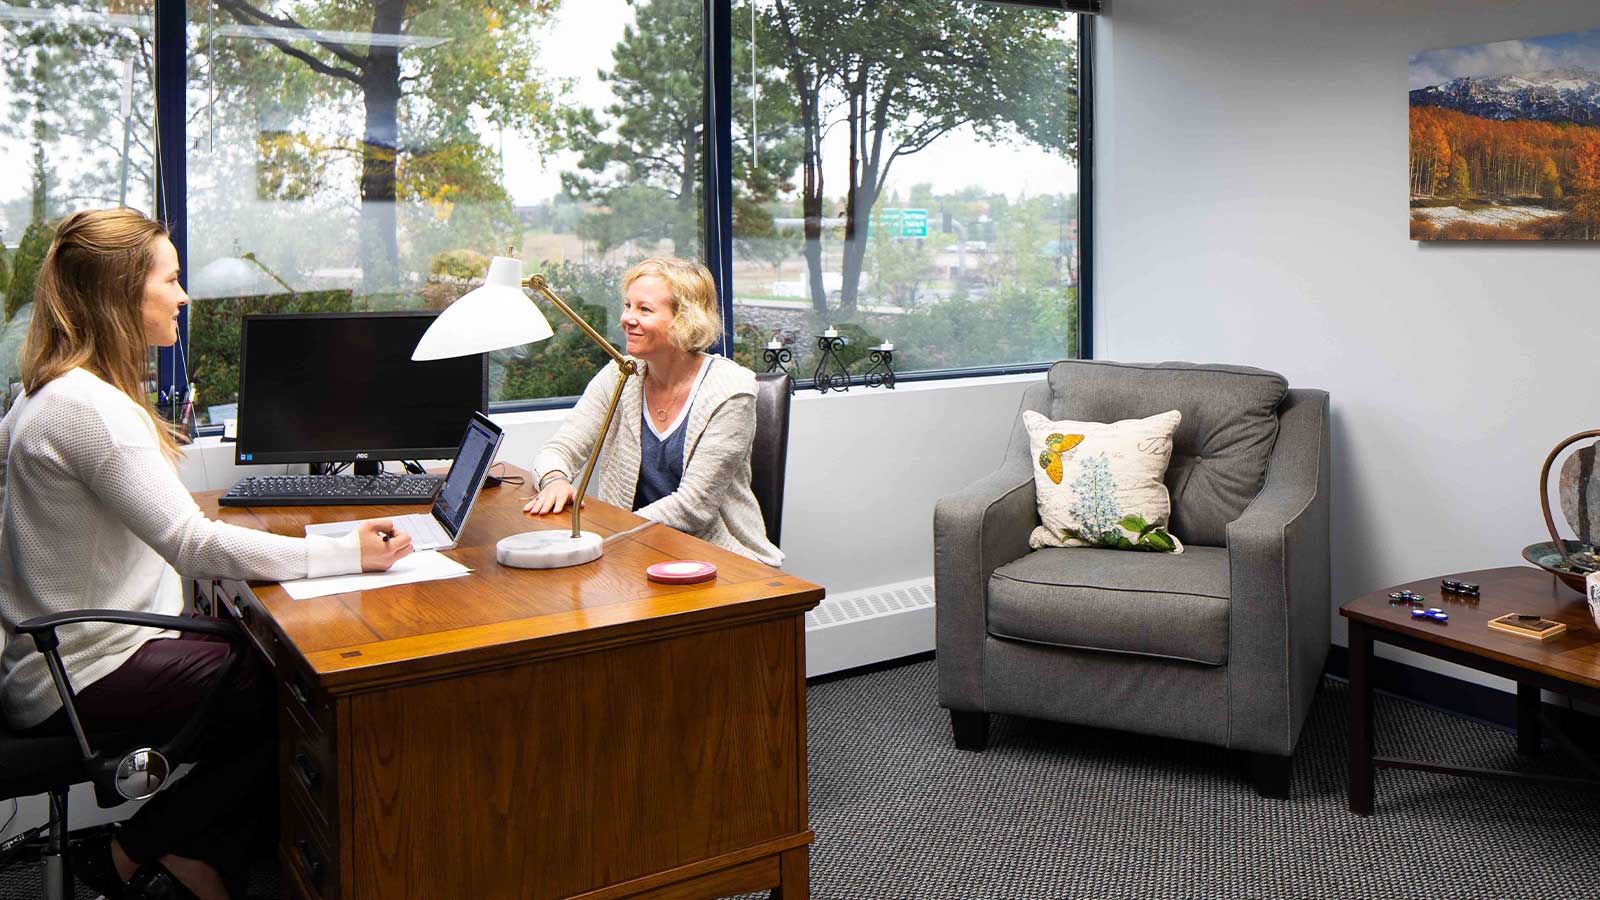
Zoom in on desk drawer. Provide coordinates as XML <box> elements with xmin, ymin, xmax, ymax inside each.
<box><xmin>283</xmin><ymin>783</ymin><xmax>339</xmax><ymax>900</ymax></box>
<box><xmin>281</xmin><ymin>691</ymin><xmax>338</xmax><ymax>838</ymax></box>
<box><xmin>218</xmin><ymin>581</ymin><xmax>279</xmax><ymax>672</ymax></box>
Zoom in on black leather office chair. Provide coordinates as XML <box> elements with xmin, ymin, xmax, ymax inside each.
<box><xmin>0</xmin><ymin>611</ymin><xmax>244</xmax><ymax>899</ymax></box>
<box><xmin>751</xmin><ymin>372</ymin><xmax>792</xmax><ymax>548</ymax></box>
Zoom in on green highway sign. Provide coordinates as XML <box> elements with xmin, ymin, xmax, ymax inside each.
<box><xmin>900</xmin><ymin>209</ymin><xmax>927</xmax><ymax>238</ymax></box>
<box><xmin>874</xmin><ymin>208</ymin><xmax>928</xmax><ymax>239</ymax></box>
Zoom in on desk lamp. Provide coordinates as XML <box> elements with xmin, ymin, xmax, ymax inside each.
<box><xmin>413</xmin><ymin>256</ymin><xmax>637</xmax><ymax>569</ymax></box>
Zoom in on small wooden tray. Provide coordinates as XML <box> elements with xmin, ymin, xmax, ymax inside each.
<box><xmin>1488</xmin><ymin>613</ymin><xmax>1568</xmax><ymax>640</ymax></box>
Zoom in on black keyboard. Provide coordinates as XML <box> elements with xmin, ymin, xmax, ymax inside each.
<box><xmin>219</xmin><ymin>474</ymin><xmax>445</xmax><ymax>507</ymax></box>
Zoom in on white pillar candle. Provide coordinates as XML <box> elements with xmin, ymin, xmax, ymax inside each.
<box><xmin>880</xmin><ymin>342</ymin><xmax>894</xmax><ymax>352</ymax></box>
<box><xmin>766</xmin><ymin>338</ymin><xmax>783</xmax><ymax>349</ymax></box>
<box><xmin>823</xmin><ymin>327</ymin><xmax>839</xmax><ymax>338</ymax></box>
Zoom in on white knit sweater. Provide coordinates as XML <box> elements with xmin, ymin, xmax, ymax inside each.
<box><xmin>0</xmin><ymin>368</ymin><xmax>361</xmax><ymax>729</ymax></box>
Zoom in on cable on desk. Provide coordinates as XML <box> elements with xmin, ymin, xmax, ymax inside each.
<box><xmin>489</xmin><ymin>462</ymin><xmax>524</xmax><ymax>486</ymax></box>
<box><xmin>603</xmin><ymin>520</ymin><xmax>657</xmax><ymax>546</ymax></box>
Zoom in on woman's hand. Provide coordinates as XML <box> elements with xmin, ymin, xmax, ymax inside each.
<box><xmin>524</xmin><ymin>478</ymin><xmax>583</xmax><ymax>516</ymax></box>
<box><xmin>358</xmin><ymin>519</ymin><xmax>413</xmax><ymax>571</ymax></box>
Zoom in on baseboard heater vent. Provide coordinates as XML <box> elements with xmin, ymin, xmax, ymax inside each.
<box><xmin>804</xmin><ymin>577</ymin><xmax>935</xmax><ymax>677</ymax></box>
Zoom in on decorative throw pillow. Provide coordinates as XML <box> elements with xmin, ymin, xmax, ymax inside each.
<box><xmin>1023</xmin><ymin>409</ymin><xmax>1184</xmax><ymax>553</ymax></box>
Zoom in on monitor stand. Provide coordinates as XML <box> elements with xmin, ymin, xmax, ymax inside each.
<box><xmin>353</xmin><ymin>461</ymin><xmax>381</xmax><ymax>477</ymax></box>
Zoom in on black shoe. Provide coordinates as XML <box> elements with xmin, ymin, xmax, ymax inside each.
<box><xmin>72</xmin><ymin>834</ymin><xmax>130</xmax><ymax>900</ymax></box>
<box><xmin>127</xmin><ymin>863</ymin><xmax>201</xmax><ymax>900</ymax></box>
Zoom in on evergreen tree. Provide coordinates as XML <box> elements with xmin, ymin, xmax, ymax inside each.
<box><xmin>564</xmin><ymin>0</ymin><xmax>801</xmax><ymax>259</ymax></box>
<box><xmin>5</xmin><ymin>221</ymin><xmax>53</xmax><ymax>322</ymax></box>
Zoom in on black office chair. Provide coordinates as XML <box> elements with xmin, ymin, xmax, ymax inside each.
<box><xmin>751</xmin><ymin>372</ymin><xmax>792</xmax><ymax>548</ymax></box>
<box><xmin>0</xmin><ymin>611</ymin><xmax>245</xmax><ymax>899</ymax></box>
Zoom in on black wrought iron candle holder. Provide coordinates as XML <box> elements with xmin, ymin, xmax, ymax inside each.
<box><xmin>813</xmin><ymin>334</ymin><xmax>851</xmax><ymax>393</ymax></box>
<box><xmin>761</xmin><ymin>344</ymin><xmax>798</xmax><ymax>392</ymax></box>
<box><xmin>862</xmin><ymin>345</ymin><xmax>896</xmax><ymax>390</ymax></box>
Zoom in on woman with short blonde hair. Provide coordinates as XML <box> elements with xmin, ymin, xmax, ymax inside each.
<box><xmin>527</xmin><ymin>256</ymin><xmax>780</xmax><ymax>566</ymax></box>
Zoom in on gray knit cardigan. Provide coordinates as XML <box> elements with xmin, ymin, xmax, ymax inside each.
<box><xmin>532</xmin><ymin>355</ymin><xmax>782</xmax><ymax>567</ymax></box>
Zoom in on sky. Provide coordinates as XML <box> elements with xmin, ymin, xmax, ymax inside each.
<box><xmin>1409</xmin><ymin>26</ymin><xmax>1600</xmax><ymax>90</ymax></box>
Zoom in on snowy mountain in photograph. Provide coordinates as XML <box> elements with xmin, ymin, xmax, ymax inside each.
<box><xmin>1410</xmin><ymin>66</ymin><xmax>1600</xmax><ymax>124</ymax></box>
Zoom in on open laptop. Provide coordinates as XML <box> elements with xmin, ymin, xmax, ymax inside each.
<box><xmin>305</xmin><ymin>412</ymin><xmax>504</xmax><ymax>552</ymax></box>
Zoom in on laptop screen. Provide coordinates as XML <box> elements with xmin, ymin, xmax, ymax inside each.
<box><xmin>433</xmin><ymin>413</ymin><xmax>503</xmax><ymax>538</ymax></box>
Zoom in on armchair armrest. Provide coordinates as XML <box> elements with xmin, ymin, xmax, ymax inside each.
<box><xmin>1224</xmin><ymin>389</ymin><xmax>1331</xmax><ymax>755</ymax></box>
<box><xmin>17</xmin><ymin>609</ymin><xmax>247</xmax><ymax>808</ymax></box>
<box><xmin>934</xmin><ymin>459</ymin><xmax>1037</xmax><ymax>711</ymax></box>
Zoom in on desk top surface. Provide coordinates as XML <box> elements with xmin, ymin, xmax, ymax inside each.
<box><xmin>1341</xmin><ymin>566</ymin><xmax>1600</xmax><ymax>689</ymax></box>
<box><xmin>198</xmin><ymin>467</ymin><xmax>823</xmax><ymax>691</ymax></box>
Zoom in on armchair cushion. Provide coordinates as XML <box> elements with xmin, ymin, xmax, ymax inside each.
<box><xmin>1046</xmin><ymin>361</ymin><xmax>1287</xmax><ymax>547</ymax></box>
<box><xmin>987</xmin><ymin>546</ymin><xmax>1231</xmax><ymax>665</ymax></box>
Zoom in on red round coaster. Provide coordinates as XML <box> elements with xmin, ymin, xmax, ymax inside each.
<box><xmin>646</xmin><ymin>560</ymin><xmax>718</xmax><ymax>584</ymax></box>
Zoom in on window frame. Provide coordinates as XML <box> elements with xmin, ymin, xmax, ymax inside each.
<box><xmin>148</xmin><ymin>0</ymin><xmax>1090</xmax><ymax>433</ymax></box>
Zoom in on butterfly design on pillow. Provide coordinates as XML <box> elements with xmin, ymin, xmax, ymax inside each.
<box><xmin>1037</xmin><ymin>433</ymin><xmax>1085</xmax><ymax>484</ymax></box>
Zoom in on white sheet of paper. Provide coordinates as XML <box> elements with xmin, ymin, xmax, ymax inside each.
<box><xmin>279</xmin><ymin>550</ymin><xmax>471</xmax><ymax>601</ymax></box>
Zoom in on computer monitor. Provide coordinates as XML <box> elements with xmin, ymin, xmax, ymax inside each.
<box><xmin>235</xmin><ymin>311</ymin><xmax>488</xmax><ymax>469</ymax></box>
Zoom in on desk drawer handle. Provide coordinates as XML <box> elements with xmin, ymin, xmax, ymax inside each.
<box><xmin>295</xmin><ymin>837</ymin><xmax>324</xmax><ymax>880</ymax></box>
<box><xmin>287</xmin><ymin>674</ymin><xmax>313</xmax><ymax>709</ymax></box>
<box><xmin>293</xmin><ymin>750</ymin><xmax>322</xmax><ymax>791</ymax></box>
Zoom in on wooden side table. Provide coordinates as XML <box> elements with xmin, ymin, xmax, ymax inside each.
<box><xmin>1341</xmin><ymin>566</ymin><xmax>1600</xmax><ymax>816</ymax></box>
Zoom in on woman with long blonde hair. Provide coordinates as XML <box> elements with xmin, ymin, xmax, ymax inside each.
<box><xmin>0</xmin><ymin>208</ymin><xmax>413</xmax><ymax>900</ymax></box>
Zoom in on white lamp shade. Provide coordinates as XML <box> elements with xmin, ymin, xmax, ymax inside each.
<box><xmin>189</xmin><ymin>256</ymin><xmax>286</xmax><ymax>300</ymax></box>
<box><xmin>412</xmin><ymin>256</ymin><xmax>556</xmax><ymax>361</ymax></box>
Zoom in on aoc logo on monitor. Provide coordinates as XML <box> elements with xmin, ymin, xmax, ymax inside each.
<box><xmin>356</xmin><ymin>452</ymin><xmax>370</xmax><ymax>459</ymax></box>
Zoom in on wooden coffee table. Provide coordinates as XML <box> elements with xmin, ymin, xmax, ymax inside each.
<box><xmin>1342</xmin><ymin>566</ymin><xmax>1600</xmax><ymax>815</ymax></box>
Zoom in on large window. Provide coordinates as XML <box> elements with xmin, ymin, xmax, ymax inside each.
<box><xmin>184</xmin><ymin>0</ymin><xmax>704</xmax><ymax>423</ymax></box>
<box><xmin>728</xmin><ymin>0</ymin><xmax>1083</xmax><ymax>379</ymax></box>
<box><xmin>0</xmin><ymin>1</ymin><xmax>158</xmax><ymax>392</ymax></box>
<box><xmin>2</xmin><ymin>0</ymin><xmax>1087</xmax><ymax>425</ymax></box>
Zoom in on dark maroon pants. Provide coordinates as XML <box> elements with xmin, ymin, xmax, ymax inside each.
<box><xmin>26</xmin><ymin>619</ymin><xmax>275</xmax><ymax>889</ymax></box>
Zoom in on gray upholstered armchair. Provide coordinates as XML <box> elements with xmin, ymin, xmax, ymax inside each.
<box><xmin>934</xmin><ymin>360</ymin><xmax>1329</xmax><ymax>797</ymax></box>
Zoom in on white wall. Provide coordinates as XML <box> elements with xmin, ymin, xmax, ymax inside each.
<box><xmin>1094</xmin><ymin>1</ymin><xmax>1600</xmax><ymax>684</ymax></box>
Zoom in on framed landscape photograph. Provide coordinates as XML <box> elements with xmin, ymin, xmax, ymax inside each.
<box><xmin>1410</xmin><ymin>27</ymin><xmax>1600</xmax><ymax>240</ymax></box>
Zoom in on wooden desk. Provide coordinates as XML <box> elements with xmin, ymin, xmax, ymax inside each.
<box><xmin>1342</xmin><ymin>566</ymin><xmax>1600</xmax><ymax>816</ymax></box>
<box><xmin>190</xmin><ymin>470</ymin><xmax>822</xmax><ymax>899</ymax></box>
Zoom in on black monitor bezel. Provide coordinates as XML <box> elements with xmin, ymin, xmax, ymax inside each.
<box><xmin>235</xmin><ymin>310</ymin><xmax>490</xmax><ymax>467</ymax></box>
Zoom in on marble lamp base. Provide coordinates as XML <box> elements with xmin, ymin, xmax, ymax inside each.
<box><xmin>497</xmin><ymin>530</ymin><xmax>604</xmax><ymax>569</ymax></box>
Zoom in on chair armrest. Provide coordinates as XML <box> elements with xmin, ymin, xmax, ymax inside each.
<box><xmin>934</xmin><ymin>460</ymin><xmax>1037</xmax><ymax>711</ymax></box>
<box><xmin>17</xmin><ymin>610</ymin><xmax>242</xmax><ymax>651</ymax></box>
<box><xmin>1224</xmin><ymin>389</ymin><xmax>1331</xmax><ymax>755</ymax></box>
<box><xmin>17</xmin><ymin>609</ymin><xmax>247</xmax><ymax>807</ymax></box>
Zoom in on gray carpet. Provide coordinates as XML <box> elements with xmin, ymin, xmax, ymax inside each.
<box><xmin>4</xmin><ymin>659</ymin><xmax>1597</xmax><ymax>899</ymax></box>
<box><xmin>752</xmin><ymin>660</ymin><xmax>1600</xmax><ymax>899</ymax></box>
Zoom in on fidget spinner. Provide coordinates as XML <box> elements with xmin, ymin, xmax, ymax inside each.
<box><xmin>1410</xmin><ymin>607</ymin><xmax>1448</xmax><ymax>623</ymax></box>
<box><xmin>1441</xmin><ymin>579</ymin><xmax>1480</xmax><ymax>598</ymax></box>
<box><xmin>1389</xmin><ymin>590</ymin><xmax>1426</xmax><ymax>606</ymax></box>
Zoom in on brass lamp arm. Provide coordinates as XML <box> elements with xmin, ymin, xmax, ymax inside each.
<box><xmin>526</xmin><ymin>274</ymin><xmax>631</xmax><ymax>368</ymax></box>
<box><xmin>524</xmin><ymin>274</ymin><xmax>638</xmax><ymax>538</ymax></box>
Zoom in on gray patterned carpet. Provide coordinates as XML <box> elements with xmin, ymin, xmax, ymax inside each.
<box><xmin>4</xmin><ymin>659</ymin><xmax>1597</xmax><ymax>899</ymax></box>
